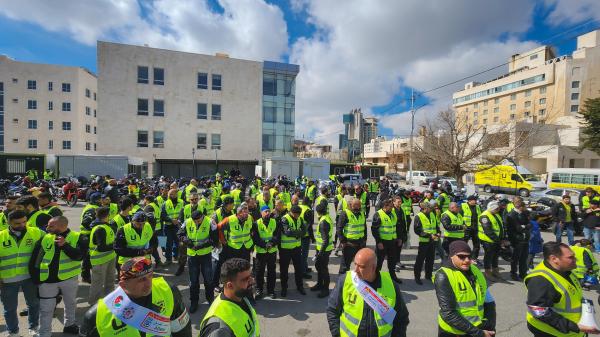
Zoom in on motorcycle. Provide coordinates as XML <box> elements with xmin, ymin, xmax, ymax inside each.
<box><xmin>51</xmin><ymin>178</ymin><xmax>79</xmax><ymax>207</ymax></box>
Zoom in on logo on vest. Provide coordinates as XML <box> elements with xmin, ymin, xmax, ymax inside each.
<box><xmin>245</xmin><ymin>320</ymin><xmax>252</xmax><ymax>333</ymax></box>
<box><xmin>122</xmin><ymin>307</ymin><xmax>135</xmax><ymax>319</ymax></box>
<box><xmin>349</xmin><ymin>292</ymin><xmax>357</xmax><ymax>305</ymax></box>
<box><xmin>458</xmin><ymin>281</ymin><xmax>467</xmax><ymax>292</ymax></box>
<box><xmin>2</xmin><ymin>240</ymin><xmax>11</xmax><ymax>248</ymax></box>
<box><xmin>113</xmin><ymin>295</ymin><xmax>124</xmax><ymax>308</ymax></box>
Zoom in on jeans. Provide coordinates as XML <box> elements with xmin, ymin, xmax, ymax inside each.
<box><xmin>583</xmin><ymin>227</ymin><xmax>600</xmax><ymax>252</ymax></box>
<box><xmin>301</xmin><ymin>236</ymin><xmax>311</xmax><ymax>274</ymax></box>
<box><xmin>163</xmin><ymin>225</ymin><xmax>178</xmax><ymax>259</ymax></box>
<box><xmin>188</xmin><ymin>254</ymin><xmax>214</xmax><ymax>303</ymax></box>
<box><xmin>1</xmin><ymin>278</ymin><xmax>40</xmax><ymax>333</ymax></box>
<box><xmin>555</xmin><ymin>222</ymin><xmax>574</xmax><ymax>245</ymax></box>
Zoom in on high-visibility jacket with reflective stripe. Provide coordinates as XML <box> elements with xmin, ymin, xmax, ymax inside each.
<box><xmin>315</xmin><ymin>214</ymin><xmax>334</xmax><ymax>252</ymax></box>
<box><xmin>147</xmin><ymin>202</ymin><xmax>161</xmax><ymax>231</ymax></box>
<box><xmin>340</xmin><ymin>271</ymin><xmax>395</xmax><ymax>337</ymax></box>
<box><xmin>80</xmin><ymin>204</ymin><xmax>99</xmax><ymax>235</ymax></box>
<box><xmin>376</xmin><ymin>209</ymin><xmax>397</xmax><ymax>240</ymax></box>
<box><xmin>89</xmin><ymin>224</ymin><xmax>116</xmax><ymax>266</ymax></box>
<box><xmin>300</xmin><ymin>204</ymin><xmax>311</xmax><ymax>238</ymax></box>
<box><xmin>525</xmin><ymin>262</ymin><xmax>584</xmax><ymax>337</ymax></box>
<box><xmin>255</xmin><ymin>217</ymin><xmax>278</xmax><ymax>254</ymax></box>
<box><xmin>441</xmin><ymin>210</ymin><xmax>465</xmax><ymax>238</ymax></box>
<box><xmin>165</xmin><ymin>199</ymin><xmax>184</xmax><ymax>220</ymax></box>
<box><xmin>281</xmin><ymin>214</ymin><xmax>303</xmax><ymax>249</ymax></box>
<box><xmin>231</xmin><ymin>189</ymin><xmax>242</xmax><ymax>207</ymax></box>
<box><xmin>417</xmin><ymin>212</ymin><xmax>438</xmax><ymax>243</ymax></box>
<box><xmin>108</xmin><ymin>203</ymin><xmax>119</xmax><ymax>221</ymax></box>
<box><xmin>118</xmin><ymin>223</ymin><xmax>153</xmax><ymax>265</ymax></box>
<box><xmin>256</xmin><ymin>194</ymin><xmax>274</xmax><ymax>211</ymax></box>
<box><xmin>336</xmin><ymin>195</ymin><xmax>348</xmax><ymax>213</ymax></box>
<box><xmin>39</xmin><ymin>231</ymin><xmax>81</xmax><ymax>282</ymax></box>
<box><xmin>571</xmin><ymin>245</ymin><xmax>599</xmax><ymax>279</ymax></box>
<box><xmin>0</xmin><ymin>227</ymin><xmax>43</xmax><ymax>282</ymax></box>
<box><xmin>0</xmin><ymin>212</ymin><xmax>7</xmax><ymax>231</ymax></box>
<box><xmin>439</xmin><ymin>193</ymin><xmax>451</xmax><ymax>212</ymax></box>
<box><xmin>401</xmin><ymin>197</ymin><xmax>412</xmax><ymax>217</ymax></box>
<box><xmin>27</xmin><ymin>209</ymin><xmax>47</xmax><ymax>229</ymax></box>
<box><xmin>343</xmin><ymin>209</ymin><xmax>366</xmax><ymax>240</ymax></box>
<box><xmin>201</xmin><ymin>296</ymin><xmax>260</xmax><ymax>337</ymax></box>
<box><xmin>184</xmin><ymin>203</ymin><xmax>203</xmax><ymax>220</ymax></box>
<box><xmin>358</xmin><ymin>192</ymin><xmax>368</xmax><ymax>214</ymax></box>
<box><xmin>185</xmin><ymin>217</ymin><xmax>212</xmax><ymax>256</ymax></box>
<box><xmin>226</xmin><ymin>215</ymin><xmax>253</xmax><ymax>250</ymax></box>
<box><xmin>478</xmin><ymin>210</ymin><xmax>502</xmax><ymax>243</ymax></box>
<box><xmin>461</xmin><ymin>203</ymin><xmax>481</xmax><ymax>228</ymax></box>
<box><xmin>435</xmin><ymin>265</ymin><xmax>486</xmax><ymax>334</ymax></box>
<box><xmin>112</xmin><ymin>214</ymin><xmax>128</xmax><ymax>229</ymax></box>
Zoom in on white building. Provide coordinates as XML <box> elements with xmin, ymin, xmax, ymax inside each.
<box><xmin>97</xmin><ymin>42</ymin><xmax>299</xmax><ymax>177</ymax></box>
<box><xmin>0</xmin><ymin>55</ymin><xmax>98</xmax><ymax>154</ymax></box>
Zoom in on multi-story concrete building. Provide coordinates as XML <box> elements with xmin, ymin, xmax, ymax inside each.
<box><xmin>339</xmin><ymin>109</ymin><xmax>379</xmax><ymax>161</ymax></box>
<box><xmin>97</xmin><ymin>42</ymin><xmax>298</xmax><ymax>176</ymax></box>
<box><xmin>0</xmin><ymin>55</ymin><xmax>98</xmax><ymax>154</ymax></box>
<box><xmin>362</xmin><ymin>117</ymin><xmax>378</xmax><ymax>144</ymax></box>
<box><xmin>452</xmin><ymin>29</ymin><xmax>600</xmax><ymax>172</ymax></box>
<box><xmin>363</xmin><ymin>136</ymin><xmax>424</xmax><ymax>172</ymax></box>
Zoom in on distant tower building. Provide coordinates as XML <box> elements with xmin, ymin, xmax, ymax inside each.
<box><xmin>339</xmin><ymin>108</ymin><xmax>378</xmax><ymax>161</ymax></box>
<box><xmin>363</xmin><ymin>117</ymin><xmax>378</xmax><ymax>144</ymax></box>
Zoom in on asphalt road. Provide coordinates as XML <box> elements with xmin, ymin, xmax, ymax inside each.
<box><xmin>5</xmin><ymin>201</ymin><xmax>600</xmax><ymax>337</ymax></box>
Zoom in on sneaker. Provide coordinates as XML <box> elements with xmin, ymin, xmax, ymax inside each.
<box><xmin>63</xmin><ymin>325</ymin><xmax>79</xmax><ymax>335</ymax></box>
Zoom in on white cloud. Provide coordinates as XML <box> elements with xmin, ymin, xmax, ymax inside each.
<box><xmin>545</xmin><ymin>0</ymin><xmax>600</xmax><ymax>25</ymax></box>
<box><xmin>290</xmin><ymin>0</ymin><xmax>537</xmax><ymax>146</ymax></box>
<box><xmin>0</xmin><ymin>0</ymin><xmax>288</xmax><ymax>61</ymax></box>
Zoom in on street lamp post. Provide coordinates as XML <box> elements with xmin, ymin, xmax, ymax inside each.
<box><xmin>192</xmin><ymin>148</ymin><xmax>196</xmax><ymax>178</ymax></box>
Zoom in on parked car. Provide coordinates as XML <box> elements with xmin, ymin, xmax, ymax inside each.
<box><xmin>384</xmin><ymin>172</ymin><xmax>404</xmax><ymax>184</ymax></box>
<box><xmin>530</xmin><ymin>188</ymin><xmax>583</xmax><ymax>206</ymax></box>
<box><xmin>406</xmin><ymin>171</ymin><xmax>434</xmax><ymax>185</ymax></box>
<box><xmin>339</xmin><ymin>173</ymin><xmax>365</xmax><ymax>187</ymax></box>
<box><xmin>439</xmin><ymin>178</ymin><xmax>465</xmax><ymax>194</ymax></box>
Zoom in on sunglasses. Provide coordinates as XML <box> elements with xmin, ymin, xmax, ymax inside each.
<box><xmin>456</xmin><ymin>254</ymin><xmax>472</xmax><ymax>261</ymax></box>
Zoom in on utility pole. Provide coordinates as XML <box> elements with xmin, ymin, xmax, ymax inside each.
<box><xmin>409</xmin><ymin>89</ymin><xmax>415</xmax><ymax>185</ymax></box>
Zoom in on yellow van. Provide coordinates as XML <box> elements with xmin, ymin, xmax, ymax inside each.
<box><xmin>548</xmin><ymin>168</ymin><xmax>600</xmax><ymax>192</ymax></box>
<box><xmin>474</xmin><ymin>165</ymin><xmax>546</xmax><ymax>197</ymax></box>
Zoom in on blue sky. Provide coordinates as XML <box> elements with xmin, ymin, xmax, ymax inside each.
<box><xmin>1</xmin><ymin>0</ymin><xmax>598</xmax><ymax>144</ymax></box>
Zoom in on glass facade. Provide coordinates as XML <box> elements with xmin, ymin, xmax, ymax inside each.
<box><xmin>262</xmin><ymin>61</ymin><xmax>299</xmax><ymax>156</ymax></box>
<box><xmin>453</xmin><ymin>74</ymin><xmax>546</xmax><ymax>105</ymax></box>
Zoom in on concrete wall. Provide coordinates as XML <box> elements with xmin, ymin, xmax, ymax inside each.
<box><xmin>97</xmin><ymin>42</ymin><xmax>263</xmax><ymax>175</ymax></box>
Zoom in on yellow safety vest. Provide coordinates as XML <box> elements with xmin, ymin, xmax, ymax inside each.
<box><xmin>0</xmin><ymin>227</ymin><xmax>43</xmax><ymax>282</ymax></box>
<box><xmin>200</xmin><ymin>296</ymin><xmax>260</xmax><ymax>337</ymax></box>
<box><xmin>571</xmin><ymin>245</ymin><xmax>599</xmax><ymax>279</ymax></box>
<box><xmin>164</xmin><ymin>199</ymin><xmax>184</xmax><ymax>221</ymax></box>
<box><xmin>80</xmin><ymin>204</ymin><xmax>99</xmax><ymax>235</ymax></box>
<box><xmin>39</xmin><ymin>231</ymin><xmax>81</xmax><ymax>282</ymax></box>
<box><xmin>185</xmin><ymin>217</ymin><xmax>212</xmax><ymax>256</ymax></box>
<box><xmin>118</xmin><ymin>223</ymin><xmax>153</xmax><ymax>265</ymax></box>
<box><xmin>255</xmin><ymin>217</ymin><xmax>278</xmax><ymax>254</ymax></box>
<box><xmin>461</xmin><ymin>203</ymin><xmax>481</xmax><ymax>228</ymax></box>
<box><xmin>417</xmin><ymin>212</ymin><xmax>438</xmax><ymax>243</ymax></box>
<box><xmin>27</xmin><ymin>209</ymin><xmax>47</xmax><ymax>229</ymax></box>
<box><xmin>315</xmin><ymin>214</ymin><xmax>334</xmax><ymax>252</ymax></box>
<box><xmin>478</xmin><ymin>210</ymin><xmax>502</xmax><ymax>243</ymax></box>
<box><xmin>281</xmin><ymin>214</ymin><xmax>302</xmax><ymax>249</ymax></box>
<box><xmin>343</xmin><ymin>209</ymin><xmax>366</xmax><ymax>240</ymax></box>
<box><xmin>441</xmin><ymin>210</ymin><xmax>465</xmax><ymax>239</ymax></box>
<box><xmin>112</xmin><ymin>213</ymin><xmax>128</xmax><ymax>230</ymax></box>
<box><xmin>89</xmin><ymin>224</ymin><xmax>116</xmax><ymax>266</ymax></box>
<box><xmin>376</xmin><ymin>209</ymin><xmax>397</xmax><ymax>241</ymax></box>
<box><xmin>226</xmin><ymin>215</ymin><xmax>253</xmax><ymax>250</ymax></box>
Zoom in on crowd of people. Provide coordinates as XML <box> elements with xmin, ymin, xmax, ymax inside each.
<box><xmin>1</xmin><ymin>172</ymin><xmax>600</xmax><ymax>337</ymax></box>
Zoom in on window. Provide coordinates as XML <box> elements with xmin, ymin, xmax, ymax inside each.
<box><xmin>525</xmin><ymin>90</ymin><xmax>531</xmax><ymax>97</ymax></box>
<box><xmin>493</xmin><ymin>116</ymin><xmax>499</xmax><ymax>122</ymax></box>
<box><xmin>94</xmin><ymin>109</ymin><xmax>96</xmax><ymax>118</ymax></box>
<box><xmin>539</xmin><ymin>98</ymin><xmax>546</xmax><ymax>105</ymax></box>
<box><xmin>524</xmin><ymin>101</ymin><xmax>531</xmax><ymax>108</ymax></box>
<box><xmin>137</xmin><ymin>99</ymin><xmax>149</xmax><ymax>116</ymax></box>
<box><xmin>262</xmin><ymin>134</ymin><xmax>275</xmax><ymax>151</ymax></box>
<box><xmin>453</xmin><ymin>74</ymin><xmax>546</xmax><ymax>104</ymax></box>
<box><xmin>284</xmin><ymin>106</ymin><xmax>293</xmax><ymax>124</ymax></box>
<box><xmin>571</xmin><ymin>93</ymin><xmax>579</xmax><ymax>100</ymax></box>
<box><xmin>62</xmin><ymin>102</ymin><xmax>71</xmax><ymax>111</ymax></box>
<box><xmin>572</xmin><ymin>81</ymin><xmax>580</xmax><ymax>89</ymax></box>
<box><xmin>473</xmin><ymin>103</ymin><xmax>478</xmax><ymax>108</ymax></box>
<box><xmin>85</xmin><ymin>124</ymin><xmax>91</xmax><ymax>133</ymax></box>
<box><xmin>212</xmin><ymin>74</ymin><xmax>221</xmax><ymax>91</ymax></box>
<box><xmin>48</xmin><ymin>121</ymin><xmax>53</xmax><ymax>130</ymax></box>
<box><xmin>263</xmin><ymin>76</ymin><xmax>276</xmax><ymax>96</ymax></box>
<box><xmin>539</xmin><ymin>87</ymin><xmax>546</xmax><ymax>94</ymax></box>
<box><xmin>473</xmin><ymin>112</ymin><xmax>478</xmax><ymax>118</ymax></box>
<box><xmin>27</xmin><ymin>80</ymin><xmax>36</xmax><ymax>90</ymax></box>
<box><xmin>62</xmin><ymin>121</ymin><xmax>71</xmax><ymax>131</ymax></box>
<box><xmin>94</xmin><ymin>126</ymin><xmax>96</xmax><ymax>134</ymax></box>
<box><xmin>530</xmin><ymin>54</ymin><xmax>538</xmax><ymax>60</ymax></box>
<box><xmin>153</xmin><ymin>131</ymin><xmax>164</xmax><ymax>148</ymax></box>
<box><xmin>510</xmin><ymin>114</ymin><xmax>515</xmax><ymax>120</ymax></box>
<box><xmin>12</xmin><ymin>118</ymin><xmax>18</xmax><ymax>124</ymax></box>
<box><xmin>12</xmin><ymin>98</ymin><xmax>18</xmax><ymax>103</ymax></box>
<box><xmin>48</xmin><ymin>82</ymin><xmax>53</xmax><ymax>91</ymax></box>
<box><xmin>524</xmin><ymin>111</ymin><xmax>531</xmax><ymax>117</ymax></box>
<box><xmin>211</xmin><ymin>133</ymin><xmax>221</xmax><ymax>149</ymax></box>
<box><xmin>48</xmin><ymin>140</ymin><xmax>53</xmax><ymax>149</ymax></box>
<box><xmin>48</xmin><ymin>101</ymin><xmax>53</xmax><ymax>110</ymax></box>
<box><xmin>93</xmin><ymin>92</ymin><xmax>96</xmax><ymax>101</ymax></box>
<box><xmin>12</xmin><ymin>78</ymin><xmax>17</xmax><ymax>84</ymax></box>
<box><xmin>27</xmin><ymin>120</ymin><xmax>37</xmax><ymax>129</ymax></box>
<box><xmin>12</xmin><ymin>138</ymin><xmax>18</xmax><ymax>143</ymax></box>
<box><xmin>571</xmin><ymin>105</ymin><xmax>579</xmax><ymax>112</ymax></box>
<box><xmin>94</xmin><ymin>143</ymin><xmax>96</xmax><ymax>151</ymax></box>
<box><xmin>85</xmin><ymin>106</ymin><xmax>91</xmax><ymax>115</ymax></box>
<box><xmin>62</xmin><ymin>140</ymin><xmax>71</xmax><ymax>150</ymax></box>
<box><xmin>211</xmin><ymin>104</ymin><xmax>221</xmax><ymax>120</ymax></box>
<box><xmin>28</xmin><ymin>139</ymin><xmax>37</xmax><ymax>149</ymax></box>
<box><xmin>138</xmin><ymin>66</ymin><xmax>149</xmax><ymax>84</ymax></box>
<box><xmin>27</xmin><ymin>100</ymin><xmax>37</xmax><ymax>110</ymax></box>
<box><xmin>85</xmin><ymin>88</ymin><xmax>91</xmax><ymax>98</ymax></box>
<box><xmin>493</xmin><ymin>107</ymin><xmax>499</xmax><ymax>113</ymax></box>
<box><xmin>196</xmin><ymin>133</ymin><xmax>207</xmax><ymax>149</ymax></box>
<box><xmin>86</xmin><ymin>142</ymin><xmax>91</xmax><ymax>151</ymax></box>
<box><xmin>62</xmin><ymin>83</ymin><xmax>71</xmax><ymax>92</ymax></box>
<box><xmin>483</xmin><ymin>100</ymin><xmax>488</xmax><ymax>106</ymax></box>
<box><xmin>539</xmin><ymin>109</ymin><xmax>546</xmax><ymax>116</ymax></box>
<box><xmin>263</xmin><ymin>106</ymin><xmax>276</xmax><ymax>122</ymax></box>
<box><xmin>510</xmin><ymin>104</ymin><xmax>516</xmax><ymax>110</ymax></box>
<box><xmin>483</xmin><ymin>109</ymin><xmax>488</xmax><ymax>115</ymax></box>
<box><xmin>197</xmin><ymin>73</ymin><xmax>208</xmax><ymax>89</ymax></box>
<box><xmin>510</xmin><ymin>94</ymin><xmax>517</xmax><ymax>100</ymax></box>
<box><xmin>494</xmin><ymin>98</ymin><xmax>499</xmax><ymax>104</ymax></box>
<box><xmin>137</xmin><ymin>131</ymin><xmax>148</xmax><ymax>147</ymax></box>
<box><xmin>153</xmin><ymin>68</ymin><xmax>164</xmax><ymax>85</ymax></box>
<box><xmin>483</xmin><ymin>118</ymin><xmax>487</xmax><ymax>124</ymax></box>
<box><xmin>153</xmin><ymin>99</ymin><xmax>164</xmax><ymax>117</ymax></box>
<box><xmin>197</xmin><ymin>103</ymin><xmax>207</xmax><ymax>119</ymax></box>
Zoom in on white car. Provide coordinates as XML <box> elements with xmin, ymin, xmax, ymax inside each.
<box><xmin>439</xmin><ymin>178</ymin><xmax>465</xmax><ymax>193</ymax></box>
<box><xmin>530</xmin><ymin>188</ymin><xmax>583</xmax><ymax>206</ymax></box>
<box><xmin>406</xmin><ymin>171</ymin><xmax>434</xmax><ymax>185</ymax></box>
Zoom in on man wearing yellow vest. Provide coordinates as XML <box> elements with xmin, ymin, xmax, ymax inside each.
<box><xmin>581</xmin><ymin>187</ymin><xmax>600</xmax><ymax>213</ymax></box>
<box><xmin>570</xmin><ymin>239</ymin><xmax>599</xmax><ymax>282</ymax></box>
<box><xmin>15</xmin><ymin>195</ymin><xmax>52</xmax><ymax>231</ymax></box>
<box><xmin>354</xmin><ymin>184</ymin><xmax>370</xmax><ymax>219</ymax></box>
<box><xmin>161</xmin><ymin>189</ymin><xmax>184</xmax><ymax>263</ymax></box>
<box><xmin>525</xmin><ymin>242</ymin><xmax>600</xmax><ymax>336</ymax></box>
<box><xmin>0</xmin><ymin>195</ymin><xmax>19</xmax><ymax>231</ymax></box>
<box><xmin>461</xmin><ymin>195</ymin><xmax>482</xmax><ymax>265</ymax></box>
<box><xmin>109</xmin><ymin>198</ymin><xmax>133</xmax><ymax>231</ymax></box>
<box><xmin>553</xmin><ymin>194</ymin><xmax>578</xmax><ymax>246</ymax></box>
<box><xmin>184</xmin><ymin>178</ymin><xmax>199</xmax><ymax>202</ymax></box>
<box><xmin>437</xmin><ymin>188</ymin><xmax>452</xmax><ymax>213</ymax></box>
<box><xmin>209</xmin><ymin>197</ymin><xmax>236</xmax><ymax>288</ymax></box>
<box><xmin>312</xmin><ymin>202</ymin><xmax>334</xmax><ymax>298</ymax></box>
<box><xmin>177</xmin><ymin>210</ymin><xmax>215</xmax><ymax>312</ymax></box>
<box><xmin>337</xmin><ymin>198</ymin><xmax>367</xmax><ymax>274</ymax></box>
<box><xmin>80</xmin><ymin>257</ymin><xmax>191</xmax><ymax>337</ymax></box>
<box><xmin>231</xmin><ymin>183</ymin><xmax>244</xmax><ymax>208</ymax></box>
<box><xmin>174</xmin><ymin>192</ymin><xmax>205</xmax><ymax>276</ymax></box>
<box><xmin>368</xmin><ymin>177</ymin><xmax>380</xmax><ymax>207</ymax></box>
<box><xmin>100</xmin><ymin>194</ymin><xmax>118</xmax><ymax>221</ymax></box>
<box><xmin>256</xmin><ymin>187</ymin><xmax>274</xmax><ymax>211</ymax></box>
<box><xmin>414</xmin><ymin>201</ymin><xmax>441</xmax><ymax>285</ymax></box>
<box><xmin>251</xmin><ymin>205</ymin><xmax>281</xmax><ymax>299</ymax></box>
<box><xmin>479</xmin><ymin>201</ymin><xmax>507</xmax><ymax>281</ymax></box>
<box><xmin>327</xmin><ymin>248</ymin><xmax>409</xmax><ymax>337</ymax></box>
<box><xmin>434</xmin><ymin>241</ymin><xmax>496</xmax><ymax>337</ymax></box>
<box><xmin>200</xmin><ymin>258</ymin><xmax>260</xmax><ymax>337</ymax></box>
<box><xmin>30</xmin><ymin>216</ymin><xmax>86</xmax><ymax>337</ymax></box>
<box><xmin>88</xmin><ymin>207</ymin><xmax>117</xmax><ymax>305</ymax></box>
<box><xmin>0</xmin><ymin>210</ymin><xmax>42</xmax><ymax>337</ymax></box>
<box><xmin>371</xmin><ymin>198</ymin><xmax>401</xmax><ymax>283</ymax></box>
<box><xmin>114</xmin><ymin>212</ymin><xmax>157</xmax><ymax>268</ymax></box>
<box><xmin>392</xmin><ymin>196</ymin><xmax>409</xmax><ymax>272</ymax></box>
<box><xmin>80</xmin><ymin>192</ymin><xmax>103</xmax><ymax>283</ymax></box>
<box><xmin>305</xmin><ymin>180</ymin><xmax>317</xmax><ymax>206</ymax></box>
<box><xmin>440</xmin><ymin>202</ymin><xmax>465</xmax><ymax>256</ymax></box>
<box><xmin>279</xmin><ymin>205</ymin><xmax>307</xmax><ymax>297</ymax></box>
<box><xmin>38</xmin><ymin>192</ymin><xmax>63</xmax><ymax>218</ymax></box>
